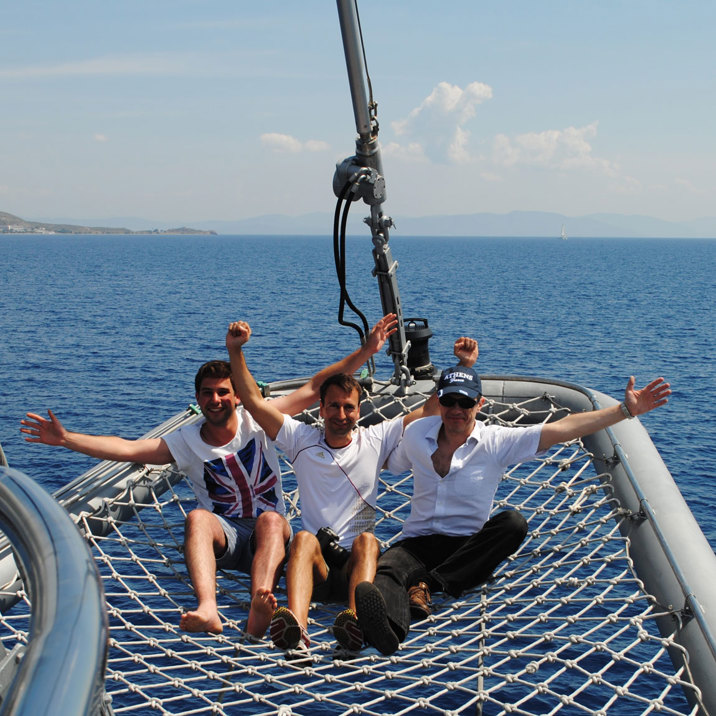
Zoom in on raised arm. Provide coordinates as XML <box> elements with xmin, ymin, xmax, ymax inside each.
<box><xmin>538</xmin><ymin>376</ymin><xmax>671</xmax><ymax>451</ymax></box>
<box><xmin>453</xmin><ymin>336</ymin><xmax>479</xmax><ymax>368</ymax></box>
<box><xmin>270</xmin><ymin>313</ymin><xmax>398</xmax><ymax>416</ymax></box>
<box><xmin>403</xmin><ymin>336</ymin><xmax>480</xmax><ymax>427</ymax></box>
<box><xmin>226</xmin><ymin>321</ymin><xmax>286</xmax><ymax>440</ymax></box>
<box><xmin>20</xmin><ymin>410</ymin><xmax>173</xmax><ymax>464</ymax></box>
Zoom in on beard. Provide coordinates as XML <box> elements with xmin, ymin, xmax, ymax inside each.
<box><xmin>201</xmin><ymin>404</ymin><xmax>234</xmax><ymax>426</ymax></box>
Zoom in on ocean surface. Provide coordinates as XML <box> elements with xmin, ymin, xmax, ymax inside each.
<box><xmin>1</xmin><ymin>234</ymin><xmax>714</xmax><ymax>552</ymax></box>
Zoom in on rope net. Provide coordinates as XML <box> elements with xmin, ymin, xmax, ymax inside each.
<box><xmin>0</xmin><ymin>388</ymin><xmax>703</xmax><ymax>715</ymax></box>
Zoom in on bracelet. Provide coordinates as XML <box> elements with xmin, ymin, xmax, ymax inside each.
<box><xmin>620</xmin><ymin>402</ymin><xmax>634</xmax><ymax>419</ymax></box>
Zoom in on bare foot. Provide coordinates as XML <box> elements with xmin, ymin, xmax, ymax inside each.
<box><xmin>246</xmin><ymin>588</ymin><xmax>278</xmax><ymax>638</ymax></box>
<box><xmin>180</xmin><ymin>607</ymin><xmax>222</xmax><ymax>634</ymax></box>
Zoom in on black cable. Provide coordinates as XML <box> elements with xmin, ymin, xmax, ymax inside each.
<box><xmin>339</xmin><ymin>193</ymin><xmax>371</xmax><ymax>340</ymax></box>
<box><xmin>332</xmin><ymin>183</ymin><xmax>361</xmax><ymax>338</ymax></box>
<box><xmin>332</xmin><ymin>181</ymin><xmax>371</xmax><ymax>351</ymax></box>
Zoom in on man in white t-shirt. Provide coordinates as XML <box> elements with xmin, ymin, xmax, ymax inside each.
<box><xmin>20</xmin><ymin>315</ymin><xmax>398</xmax><ymax>639</ymax></box>
<box><xmin>225</xmin><ymin>320</ymin><xmax>479</xmax><ymax>654</ymax></box>
<box><xmin>355</xmin><ymin>366</ymin><xmax>672</xmax><ymax>655</ymax></box>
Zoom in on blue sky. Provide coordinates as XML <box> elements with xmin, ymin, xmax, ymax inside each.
<box><xmin>2</xmin><ymin>0</ymin><xmax>714</xmax><ymax>225</ymax></box>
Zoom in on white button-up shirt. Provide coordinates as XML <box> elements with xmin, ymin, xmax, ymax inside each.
<box><xmin>387</xmin><ymin>416</ymin><xmax>543</xmax><ymax>538</ymax></box>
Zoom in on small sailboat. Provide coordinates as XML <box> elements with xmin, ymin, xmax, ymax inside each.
<box><xmin>561</xmin><ymin>223</ymin><xmax>568</xmax><ymax>240</ymax></box>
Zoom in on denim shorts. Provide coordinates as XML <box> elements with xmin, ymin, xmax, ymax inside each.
<box><xmin>214</xmin><ymin>514</ymin><xmax>292</xmax><ymax>574</ymax></box>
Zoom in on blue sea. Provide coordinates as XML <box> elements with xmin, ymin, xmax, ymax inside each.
<box><xmin>1</xmin><ymin>233</ymin><xmax>714</xmax><ymax>552</ymax></box>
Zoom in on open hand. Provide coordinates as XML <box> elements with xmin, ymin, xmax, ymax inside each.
<box><xmin>624</xmin><ymin>376</ymin><xmax>671</xmax><ymax>417</ymax></box>
<box><xmin>364</xmin><ymin>313</ymin><xmax>398</xmax><ymax>355</ymax></box>
<box><xmin>20</xmin><ymin>410</ymin><xmax>67</xmax><ymax>446</ymax></box>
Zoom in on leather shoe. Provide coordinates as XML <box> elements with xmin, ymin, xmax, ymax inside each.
<box><xmin>408</xmin><ymin>581</ymin><xmax>432</xmax><ymax>620</ymax></box>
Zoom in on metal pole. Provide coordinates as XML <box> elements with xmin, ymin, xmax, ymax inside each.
<box><xmin>334</xmin><ymin>0</ymin><xmax>413</xmax><ymax>387</ymax></box>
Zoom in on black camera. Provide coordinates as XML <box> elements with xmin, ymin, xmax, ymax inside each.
<box><xmin>316</xmin><ymin>526</ymin><xmax>350</xmax><ymax>569</ymax></box>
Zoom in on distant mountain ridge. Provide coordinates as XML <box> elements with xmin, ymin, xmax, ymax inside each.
<box><xmin>0</xmin><ymin>211</ymin><xmax>216</xmax><ymax>236</ymax></box>
<box><xmin>195</xmin><ymin>211</ymin><xmax>716</xmax><ymax>238</ymax></box>
<box><xmin>5</xmin><ymin>210</ymin><xmax>715</xmax><ymax>238</ymax></box>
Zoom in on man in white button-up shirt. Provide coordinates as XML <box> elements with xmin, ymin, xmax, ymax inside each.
<box><xmin>355</xmin><ymin>368</ymin><xmax>671</xmax><ymax>655</ymax></box>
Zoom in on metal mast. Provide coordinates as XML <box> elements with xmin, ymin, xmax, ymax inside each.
<box><xmin>333</xmin><ymin>0</ymin><xmax>414</xmax><ymax>387</ymax></box>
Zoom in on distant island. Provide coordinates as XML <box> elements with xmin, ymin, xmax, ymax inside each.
<box><xmin>0</xmin><ymin>211</ymin><xmax>216</xmax><ymax>236</ymax></box>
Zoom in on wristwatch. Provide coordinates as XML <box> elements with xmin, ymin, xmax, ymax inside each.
<box><xmin>620</xmin><ymin>402</ymin><xmax>634</xmax><ymax>419</ymax></box>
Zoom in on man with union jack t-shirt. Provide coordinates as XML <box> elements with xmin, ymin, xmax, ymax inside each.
<box><xmin>21</xmin><ymin>315</ymin><xmax>398</xmax><ymax>639</ymax></box>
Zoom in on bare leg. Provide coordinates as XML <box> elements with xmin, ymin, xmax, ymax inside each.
<box><xmin>285</xmin><ymin>531</ymin><xmax>327</xmax><ymax>629</ymax></box>
<box><xmin>245</xmin><ymin>511</ymin><xmax>291</xmax><ymax>638</ymax></box>
<box><xmin>180</xmin><ymin>509</ymin><xmax>226</xmax><ymax>633</ymax></box>
<box><xmin>346</xmin><ymin>532</ymin><xmax>380</xmax><ymax>612</ymax></box>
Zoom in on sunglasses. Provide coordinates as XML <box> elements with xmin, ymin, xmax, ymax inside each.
<box><xmin>439</xmin><ymin>394</ymin><xmax>478</xmax><ymax>409</ymax></box>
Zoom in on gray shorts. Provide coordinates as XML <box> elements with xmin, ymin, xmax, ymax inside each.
<box><xmin>214</xmin><ymin>514</ymin><xmax>292</xmax><ymax>574</ymax></box>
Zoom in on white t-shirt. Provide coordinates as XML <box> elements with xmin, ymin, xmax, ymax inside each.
<box><xmin>387</xmin><ymin>416</ymin><xmax>543</xmax><ymax>538</ymax></box>
<box><xmin>276</xmin><ymin>415</ymin><xmax>404</xmax><ymax>548</ymax></box>
<box><xmin>163</xmin><ymin>407</ymin><xmax>285</xmax><ymax>519</ymax></box>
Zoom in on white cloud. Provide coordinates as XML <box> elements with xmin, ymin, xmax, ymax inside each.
<box><xmin>260</xmin><ymin>133</ymin><xmax>329</xmax><ymax>153</ymax></box>
<box><xmin>387</xmin><ymin>85</ymin><xmax>624</xmax><ymax>184</ymax></box>
<box><xmin>261</xmin><ymin>133</ymin><xmax>302</xmax><ymax>153</ymax></box>
<box><xmin>303</xmin><ymin>139</ymin><xmax>331</xmax><ymax>152</ymax></box>
<box><xmin>390</xmin><ymin>81</ymin><xmax>493</xmax><ymax>163</ymax></box>
<box><xmin>612</xmin><ymin>175</ymin><xmax>642</xmax><ymax>193</ymax></box>
<box><xmin>93</xmin><ymin>133</ymin><xmax>108</xmax><ymax>143</ymax></box>
<box><xmin>448</xmin><ymin>125</ymin><xmax>471</xmax><ymax>164</ymax></box>
<box><xmin>493</xmin><ymin>122</ymin><xmax>618</xmax><ymax>175</ymax></box>
<box><xmin>382</xmin><ymin>141</ymin><xmax>427</xmax><ymax>162</ymax></box>
<box><xmin>675</xmin><ymin>177</ymin><xmax>706</xmax><ymax>195</ymax></box>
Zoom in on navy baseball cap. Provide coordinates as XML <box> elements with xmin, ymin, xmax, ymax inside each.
<box><xmin>437</xmin><ymin>366</ymin><xmax>482</xmax><ymax>400</ymax></box>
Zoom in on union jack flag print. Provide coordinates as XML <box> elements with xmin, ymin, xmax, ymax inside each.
<box><xmin>203</xmin><ymin>437</ymin><xmax>279</xmax><ymax>518</ymax></box>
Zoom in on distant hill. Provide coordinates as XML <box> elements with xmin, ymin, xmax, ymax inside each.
<box><xmin>0</xmin><ymin>212</ymin><xmax>216</xmax><ymax>236</ymax></box>
<box><xmin>195</xmin><ymin>210</ymin><xmax>716</xmax><ymax>238</ymax></box>
<box><xmin>5</xmin><ymin>210</ymin><xmax>715</xmax><ymax>238</ymax></box>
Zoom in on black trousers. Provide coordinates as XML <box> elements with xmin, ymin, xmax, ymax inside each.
<box><xmin>374</xmin><ymin>510</ymin><xmax>528</xmax><ymax>641</ymax></box>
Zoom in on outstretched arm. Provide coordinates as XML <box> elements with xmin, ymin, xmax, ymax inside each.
<box><xmin>270</xmin><ymin>313</ymin><xmax>398</xmax><ymax>416</ymax></box>
<box><xmin>538</xmin><ymin>376</ymin><xmax>671</xmax><ymax>451</ymax></box>
<box><xmin>403</xmin><ymin>336</ymin><xmax>480</xmax><ymax>427</ymax></box>
<box><xmin>20</xmin><ymin>410</ymin><xmax>173</xmax><ymax>464</ymax></box>
<box><xmin>226</xmin><ymin>321</ymin><xmax>286</xmax><ymax>440</ymax></box>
